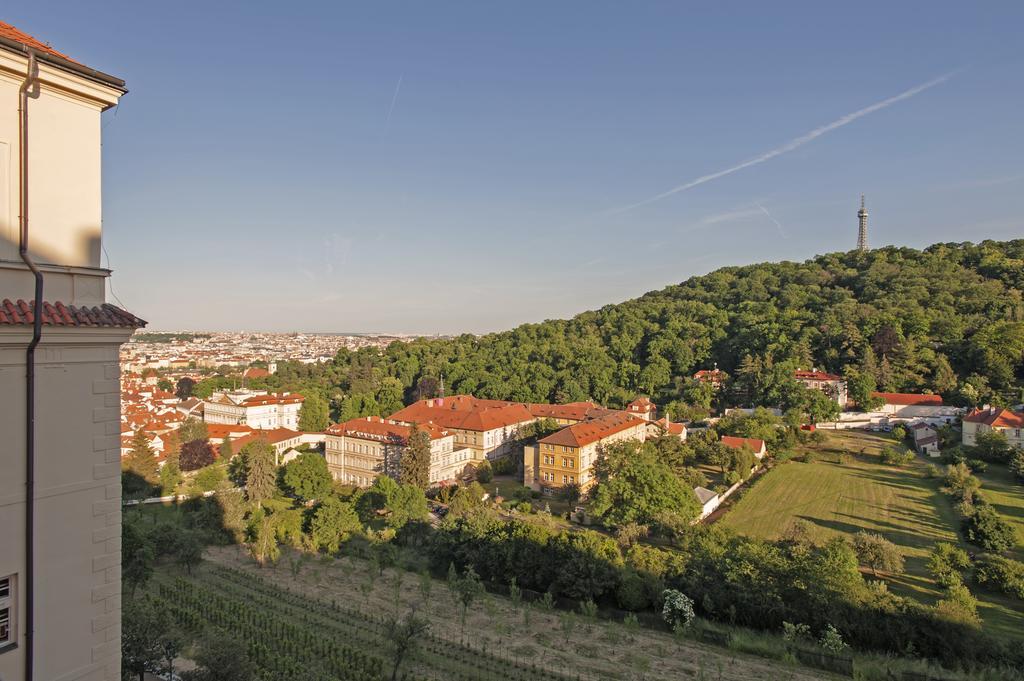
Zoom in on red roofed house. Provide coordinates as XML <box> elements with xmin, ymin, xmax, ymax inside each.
<box><xmin>243</xmin><ymin>365</ymin><xmax>270</xmax><ymax>380</ymax></box>
<box><xmin>794</xmin><ymin>369</ymin><xmax>848</xmax><ymax>407</ymax></box>
<box><xmin>203</xmin><ymin>389</ymin><xmax>304</xmax><ymax>429</ymax></box>
<box><xmin>962</xmin><ymin>406</ymin><xmax>1024</xmax><ymax>449</ymax></box>
<box><xmin>626</xmin><ymin>396</ymin><xmax>657</xmax><ymax>421</ymax></box>
<box><xmin>871</xmin><ymin>392</ymin><xmax>962</xmax><ymax>424</ymax></box>
<box><xmin>720</xmin><ymin>435</ymin><xmax>767</xmax><ymax>460</ymax></box>
<box><xmin>694</xmin><ymin>367</ymin><xmax>726</xmax><ymax>389</ymax></box>
<box><xmin>325</xmin><ymin>417</ymin><xmax>464</xmax><ymax>486</ymax></box>
<box><xmin>525</xmin><ymin>412</ymin><xmax>647</xmax><ymax>494</ymax></box>
<box><xmin>0</xmin><ymin>21</ymin><xmax>135</xmax><ymax>681</ymax></box>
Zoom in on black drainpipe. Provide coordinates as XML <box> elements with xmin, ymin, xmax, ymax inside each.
<box><xmin>17</xmin><ymin>49</ymin><xmax>41</xmax><ymax>681</ymax></box>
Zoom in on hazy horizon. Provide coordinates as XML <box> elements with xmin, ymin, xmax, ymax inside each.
<box><xmin>12</xmin><ymin>1</ymin><xmax>1024</xmax><ymax>333</ymax></box>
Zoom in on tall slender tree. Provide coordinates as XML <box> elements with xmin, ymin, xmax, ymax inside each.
<box><xmin>401</xmin><ymin>423</ymin><xmax>432</xmax><ymax>489</ymax></box>
<box><xmin>243</xmin><ymin>441</ymin><xmax>277</xmax><ymax>502</ymax></box>
<box><xmin>126</xmin><ymin>431</ymin><xmax>159</xmax><ymax>484</ymax></box>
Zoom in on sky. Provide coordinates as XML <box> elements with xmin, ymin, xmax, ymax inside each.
<box><xmin>10</xmin><ymin>1</ymin><xmax>1024</xmax><ymax>334</ymax></box>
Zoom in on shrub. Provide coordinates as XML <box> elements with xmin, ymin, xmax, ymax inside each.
<box><xmin>661</xmin><ymin>589</ymin><xmax>695</xmax><ymax>631</ymax></box>
<box><xmin>974</xmin><ymin>554</ymin><xmax>1024</xmax><ymax>600</ymax></box>
<box><xmin>492</xmin><ymin>456</ymin><xmax>517</xmax><ymax>476</ymax></box>
<box><xmin>927</xmin><ymin>542</ymin><xmax>971</xmax><ymax>588</ymax></box>
<box><xmin>578</xmin><ymin>599</ymin><xmax>598</xmax><ymax>619</ymax></box>
<box><xmin>193</xmin><ymin>465</ymin><xmax>226</xmax><ymax>493</ymax></box>
<box><xmin>966</xmin><ymin>459</ymin><xmax>988</xmax><ymax>474</ymax></box>
<box><xmin>962</xmin><ymin>505</ymin><xmax>1016</xmax><ymax>553</ymax></box>
<box><xmin>782</xmin><ymin>621</ymin><xmax>811</xmax><ymax>644</ymax></box>
<box><xmin>880</xmin><ymin>446</ymin><xmax>914</xmax><ymax>466</ymax></box>
<box><xmin>617</xmin><ymin>570</ymin><xmax>649</xmax><ymax>611</ymax></box>
<box><xmin>819</xmin><ymin>624</ymin><xmax>848</xmax><ymax>654</ymax></box>
<box><xmin>1010</xmin><ymin>449</ymin><xmax>1024</xmax><ymax>483</ymax></box>
<box><xmin>476</xmin><ymin>460</ymin><xmax>493</xmax><ymax>484</ymax></box>
<box><xmin>517</xmin><ymin>501</ymin><xmax>532</xmax><ymax>514</ymax></box>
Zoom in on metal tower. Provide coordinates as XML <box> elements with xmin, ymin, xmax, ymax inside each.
<box><xmin>856</xmin><ymin>195</ymin><xmax>869</xmax><ymax>252</ymax></box>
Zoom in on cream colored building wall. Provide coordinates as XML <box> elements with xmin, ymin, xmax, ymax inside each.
<box><xmin>962</xmin><ymin>421</ymin><xmax>1024</xmax><ymax>449</ymax></box>
<box><xmin>0</xmin><ymin>327</ymin><xmax>131</xmax><ymax>681</ymax></box>
<box><xmin>0</xmin><ymin>51</ymin><xmax>121</xmax><ymax>306</ymax></box>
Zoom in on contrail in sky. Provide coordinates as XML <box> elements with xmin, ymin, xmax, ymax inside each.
<box><xmin>607</xmin><ymin>70</ymin><xmax>961</xmax><ymax>215</ymax></box>
<box><xmin>385</xmin><ymin>75</ymin><xmax>403</xmax><ymax>126</ymax></box>
<box><xmin>755</xmin><ymin>201</ymin><xmax>787</xmax><ymax>239</ymax></box>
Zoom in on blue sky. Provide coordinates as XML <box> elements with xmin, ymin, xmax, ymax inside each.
<box><xmin>11</xmin><ymin>1</ymin><xmax>1024</xmax><ymax>333</ymax></box>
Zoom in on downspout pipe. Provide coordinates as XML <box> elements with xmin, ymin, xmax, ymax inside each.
<box><xmin>18</xmin><ymin>49</ymin><xmax>41</xmax><ymax>681</ymax></box>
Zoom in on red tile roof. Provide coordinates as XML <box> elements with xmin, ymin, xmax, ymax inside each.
<box><xmin>243</xmin><ymin>367</ymin><xmax>270</xmax><ymax>379</ymax></box>
<box><xmin>526</xmin><ymin>402</ymin><xmax>598</xmax><ymax>421</ymax></box>
<box><xmin>872</xmin><ymin>392</ymin><xmax>944</xmax><ymax>406</ymax></box>
<box><xmin>231</xmin><ymin>427</ymin><xmax>302</xmax><ymax>451</ymax></box>
<box><xmin>326</xmin><ymin>416</ymin><xmax>449</xmax><ymax>444</ymax></box>
<box><xmin>0</xmin><ymin>20</ymin><xmax>80</xmax><ymax>64</ymax></box>
<box><xmin>241</xmin><ymin>393</ymin><xmax>304</xmax><ymax>407</ymax></box>
<box><xmin>627</xmin><ymin>396</ymin><xmax>656</xmax><ymax>413</ymax></box>
<box><xmin>720</xmin><ymin>435</ymin><xmax>766</xmax><ymax>453</ymax></box>
<box><xmin>539</xmin><ymin>412</ymin><xmax>644</xmax><ymax>448</ymax></box>
<box><xmin>389</xmin><ymin>398</ymin><xmax>535</xmax><ymax>432</ymax></box>
<box><xmin>0</xmin><ymin>299</ymin><xmax>145</xmax><ymax>328</ymax></box>
<box><xmin>964</xmin><ymin>407</ymin><xmax>1024</xmax><ymax>428</ymax></box>
<box><xmin>652</xmin><ymin>418</ymin><xmax>686</xmax><ymax>436</ymax></box>
<box><xmin>794</xmin><ymin>370</ymin><xmax>843</xmax><ymax>382</ymax></box>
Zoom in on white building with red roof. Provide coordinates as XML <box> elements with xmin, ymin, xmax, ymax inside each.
<box><xmin>0</xmin><ymin>20</ymin><xmax>135</xmax><ymax>681</ymax></box>
<box><xmin>871</xmin><ymin>392</ymin><xmax>962</xmax><ymax>424</ymax></box>
<box><xmin>962</xmin><ymin>406</ymin><xmax>1024</xmax><ymax>449</ymax></box>
<box><xmin>203</xmin><ymin>389</ymin><xmax>304</xmax><ymax>429</ymax></box>
<box><xmin>626</xmin><ymin>396</ymin><xmax>657</xmax><ymax>421</ymax></box>
<box><xmin>794</xmin><ymin>369</ymin><xmax>848</xmax><ymax>407</ymax></box>
<box><xmin>720</xmin><ymin>435</ymin><xmax>767</xmax><ymax>460</ymax></box>
<box><xmin>325</xmin><ymin>416</ymin><xmax>464</xmax><ymax>487</ymax></box>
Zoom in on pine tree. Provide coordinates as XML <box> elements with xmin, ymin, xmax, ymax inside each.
<box><xmin>400</xmin><ymin>423</ymin><xmax>431</xmax><ymax>489</ymax></box>
<box><xmin>127</xmin><ymin>431</ymin><xmax>159</xmax><ymax>483</ymax></box>
<box><xmin>244</xmin><ymin>441</ymin><xmax>278</xmax><ymax>502</ymax></box>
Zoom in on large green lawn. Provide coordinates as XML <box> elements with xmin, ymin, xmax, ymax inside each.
<box><xmin>976</xmin><ymin>462</ymin><xmax>1024</xmax><ymax>563</ymax></box>
<box><xmin>716</xmin><ymin>431</ymin><xmax>1024</xmax><ymax>638</ymax></box>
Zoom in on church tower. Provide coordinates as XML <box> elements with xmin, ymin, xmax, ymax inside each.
<box><xmin>856</xmin><ymin>195</ymin><xmax>869</xmax><ymax>252</ymax></box>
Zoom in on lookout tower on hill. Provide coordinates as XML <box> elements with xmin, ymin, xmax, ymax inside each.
<box><xmin>857</xmin><ymin>195</ymin><xmax>869</xmax><ymax>252</ymax></box>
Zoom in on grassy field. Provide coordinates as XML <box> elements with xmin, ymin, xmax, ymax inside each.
<box><xmin>716</xmin><ymin>430</ymin><xmax>1024</xmax><ymax>638</ymax></box>
<box><xmin>163</xmin><ymin>546</ymin><xmax>840</xmax><ymax>681</ymax></box>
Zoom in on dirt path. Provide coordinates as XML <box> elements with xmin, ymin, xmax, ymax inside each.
<box><xmin>205</xmin><ymin>545</ymin><xmax>837</xmax><ymax>681</ymax></box>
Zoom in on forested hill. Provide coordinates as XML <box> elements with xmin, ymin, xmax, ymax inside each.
<box><xmin>269</xmin><ymin>240</ymin><xmax>1024</xmax><ymax>420</ymax></box>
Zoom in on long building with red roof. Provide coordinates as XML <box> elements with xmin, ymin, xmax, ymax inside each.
<box><xmin>324</xmin><ymin>416</ymin><xmax>466</xmax><ymax>486</ymax></box>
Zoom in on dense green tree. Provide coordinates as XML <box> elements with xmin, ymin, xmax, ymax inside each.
<box><xmin>175</xmin><ymin>376</ymin><xmax>196</xmax><ymax>400</ymax></box>
<box><xmin>589</xmin><ymin>441</ymin><xmax>701</xmax><ymax>527</ymax></box>
<box><xmin>122</xmin><ymin>519</ymin><xmax>154</xmax><ymax>597</ymax></box>
<box><xmin>400</xmin><ymin>423</ymin><xmax>432</xmax><ymax>489</ymax></box>
<box><xmin>309</xmin><ymin>496</ymin><xmax>361</xmax><ymax>553</ymax></box>
<box><xmin>242</xmin><ymin>440</ymin><xmax>277</xmax><ymax>502</ymax></box>
<box><xmin>851</xmin><ymin>531</ymin><xmax>904</xmax><ymax>577</ymax></box>
<box><xmin>282</xmin><ymin>452</ymin><xmax>332</xmax><ymax>502</ymax></box>
<box><xmin>963</xmin><ymin>505</ymin><xmax>1017</xmax><ymax>553</ymax></box>
<box><xmin>159</xmin><ymin>452</ymin><xmax>182</xmax><ymax>496</ymax></box>
<box><xmin>928</xmin><ymin>542</ymin><xmax>971</xmax><ymax>588</ymax></box>
<box><xmin>181</xmin><ymin>633</ymin><xmax>256</xmax><ymax>681</ymax></box>
<box><xmin>219</xmin><ymin>435</ymin><xmax>233</xmax><ymax>462</ymax></box>
<box><xmin>298</xmin><ymin>392</ymin><xmax>330</xmax><ymax>432</ymax></box>
<box><xmin>386</xmin><ymin>484</ymin><xmax>429</xmax><ymax>529</ymax></box>
<box><xmin>122</xmin><ymin>597</ymin><xmax>176</xmax><ymax>681</ymax></box>
<box><xmin>156</xmin><ymin>378</ymin><xmax>174</xmax><ymax>392</ymax></box>
<box><xmin>972</xmin><ymin>430</ymin><xmax>1012</xmax><ymax>463</ymax></box>
<box><xmin>1010</xmin><ymin>449</ymin><xmax>1024</xmax><ymax>484</ymax></box>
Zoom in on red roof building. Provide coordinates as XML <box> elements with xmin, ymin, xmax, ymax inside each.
<box><xmin>720</xmin><ymin>435</ymin><xmax>767</xmax><ymax>459</ymax></box>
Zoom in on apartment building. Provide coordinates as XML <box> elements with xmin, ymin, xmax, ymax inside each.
<box><xmin>525</xmin><ymin>412</ymin><xmax>647</xmax><ymax>494</ymax></box>
<box><xmin>0</xmin><ymin>22</ymin><xmax>135</xmax><ymax>681</ymax></box>
<box><xmin>962</xmin><ymin>407</ymin><xmax>1024</xmax><ymax>448</ymax></box>
<box><xmin>324</xmin><ymin>416</ymin><xmax>465</xmax><ymax>486</ymax></box>
<box><xmin>389</xmin><ymin>396</ymin><xmax>535</xmax><ymax>462</ymax></box>
<box><xmin>203</xmin><ymin>389</ymin><xmax>303</xmax><ymax>429</ymax></box>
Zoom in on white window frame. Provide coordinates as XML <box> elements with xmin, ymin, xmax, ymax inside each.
<box><xmin>0</xmin><ymin>574</ymin><xmax>15</xmax><ymax>651</ymax></box>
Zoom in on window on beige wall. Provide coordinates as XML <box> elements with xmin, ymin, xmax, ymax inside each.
<box><xmin>0</xmin><ymin>574</ymin><xmax>14</xmax><ymax>650</ymax></box>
